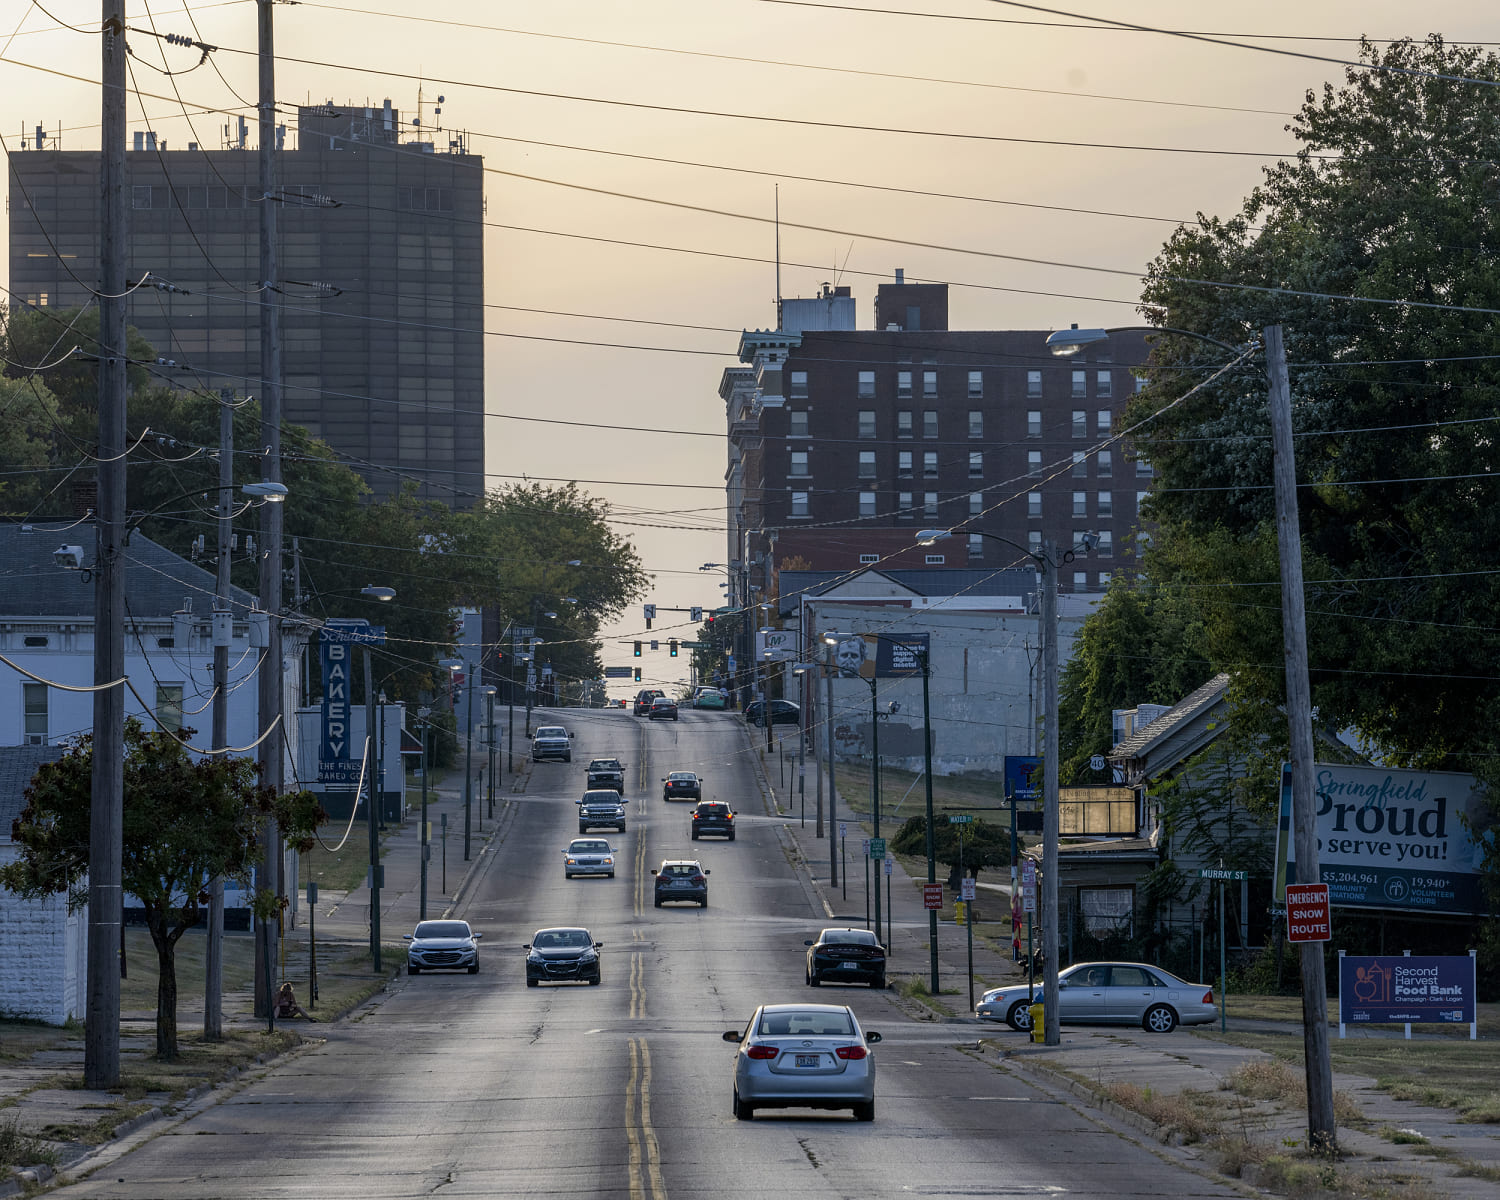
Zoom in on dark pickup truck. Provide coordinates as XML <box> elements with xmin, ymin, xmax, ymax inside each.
<box><xmin>586</xmin><ymin>758</ymin><xmax>625</xmax><ymax>793</ymax></box>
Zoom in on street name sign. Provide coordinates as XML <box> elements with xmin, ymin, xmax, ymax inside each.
<box><xmin>1200</xmin><ymin>868</ymin><xmax>1248</xmax><ymax>881</ymax></box>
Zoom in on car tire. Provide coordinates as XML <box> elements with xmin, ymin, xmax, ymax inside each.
<box><xmin>408</xmin><ymin>965</ymin><xmax>419</xmax><ymax>976</ymax></box>
<box><xmin>654</xmin><ymin>897</ymin><xmax>663</xmax><ymax>908</ymax></box>
<box><xmin>468</xmin><ymin>963</ymin><xmax>479</xmax><ymax>975</ymax></box>
<box><xmin>579</xmin><ymin>826</ymin><xmax>588</xmax><ymax>835</ymax></box>
<box><xmin>809</xmin><ymin>972</ymin><xmax>821</xmax><ymax>987</ymax></box>
<box><xmin>734</xmin><ymin>1090</ymin><xmax>754</xmax><ymax>1121</ymax></box>
<box><xmin>728</xmin><ymin>831</ymin><xmax>736</xmax><ymax>841</ymax></box>
<box><xmin>701</xmin><ymin>897</ymin><xmax>708</xmax><ymax>908</ymax></box>
<box><xmin>564</xmin><ymin>872</ymin><xmax>573</xmax><ymax>880</ymax></box>
<box><xmin>871</xmin><ymin>975</ymin><xmax>885</xmax><ymax>989</ymax></box>
<box><xmin>565</xmin><ymin>753</ymin><xmax>572</xmax><ymax>762</ymax></box>
<box><xmin>1144</xmin><ymin>1004</ymin><xmax>1178</xmax><ymax>1033</ymax></box>
<box><xmin>608</xmin><ymin>871</ymin><xmax>616</xmax><ymax>878</ymax></box>
<box><xmin>618</xmin><ymin>823</ymin><xmax>627</xmax><ymax>832</ymax></box>
<box><xmin>1006</xmin><ymin>1000</ymin><xmax>1033</xmax><ymax>1032</ymax></box>
<box><xmin>589</xmin><ymin>976</ymin><xmax>601</xmax><ymax>986</ymax></box>
<box><xmin>526</xmin><ymin>978</ymin><xmax>538</xmax><ymax>988</ymax></box>
<box><xmin>691</xmin><ymin>830</ymin><xmax>699</xmax><ymax>840</ymax></box>
<box><xmin>853</xmin><ymin>1100</ymin><xmax>875</xmax><ymax>1123</ymax></box>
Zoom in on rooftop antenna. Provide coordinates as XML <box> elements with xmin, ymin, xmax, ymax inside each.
<box><xmin>774</xmin><ymin>183</ymin><xmax>782</xmax><ymax>331</ymax></box>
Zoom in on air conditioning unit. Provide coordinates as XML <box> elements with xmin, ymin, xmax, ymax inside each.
<box><xmin>25</xmin><ymin>733</ymin><xmax>45</xmax><ymax>746</ymax></box>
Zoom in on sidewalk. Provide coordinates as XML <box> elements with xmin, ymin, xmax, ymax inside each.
<box><xmin>753</xmin><ymin>726</ymin><xmax>1500</xmax><ymax>1200</ymax></box>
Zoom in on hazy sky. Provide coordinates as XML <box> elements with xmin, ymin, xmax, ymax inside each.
<box><xmin>4</xmin><ymin>1</ymin><xmax>1497</xmax><ymax>685</ymax></box>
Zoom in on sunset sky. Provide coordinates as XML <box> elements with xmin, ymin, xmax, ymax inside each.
<box><xmin>4</xmin><ymin>1</ymin><xmax>1497</xmax><ymax>677</ymax></box>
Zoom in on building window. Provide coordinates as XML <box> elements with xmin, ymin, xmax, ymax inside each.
<box><xmin>1097</xmin><ymin>409</ymin><xmax>1113</xmax><ymax>435</ymax></box>
<box><xmin>925</xmin><ymin>554</ymin><xmax>945</xmax><ymax>565</ymax></box>
<box><xmin>1072</xmin><ymin>452</ymin><xmax>1087</xmax><ymax>478</ymax></box>
<box><xmin>858</xmin><ymin>370</ymin><xmax>876</xmax><ymax>398</ymax></box>
<box><xmin>923</xmin><ymin>371</ymin><xmax>937</xmax><ymax>397</ymax></box>
<box><xmin>22</xmin><ymin>635</ymin><xmax>48</xmax><ymax>648</ymax></box>
<box><xmin>1027</xmin><ymin>410</ymin><xmax>1042</xmax><ymax>439</ymax></box>
<box><xmin>1073</xmin><ymin>571</ymin><xmax>1088</xmax><ymax>592</ymax></box>
<box><xmin>788</xmin><ymin>411</ymin><xmax>809</xmax><ymax>438</ymax></box>
<box><xmin>156</xmin><ymin>683</ymin><xmax>184</xmax><ymax>734</ymax></box>
<box><xmin>1097</xmin><ymin>370</ymin><xmax>1112</xmax><ymax>398</ymax></box>
<box><xmin>858</xmin><ymin>410</ymin><xmax>877</xmax><ymax>439</ymax></box>
<box><xmin>923</xmin><ymin>411</ymin><xmax>938</xmax><ymax>439</ymax></box>
<box><xmin>898</xmin><ymin>491</ymin><xmax>913</xmax><ymax>518</ymax></box>
<box><xmin>1028</xmin><ymin>529</ymin><xmax>1042</xmax><ymax>555</ymax></box>
<box><xmin>968</xmin><ymin>534</ymin><xmax>984</xmax><ymax>558</ymax></box>
<box><xmin>131</xmin><ymin>185</ymin><xmax>155</xmax><ymax>209</ymax></box>
<box><xmin>897</xmin><ymin>450</ymin><xmax>913</xmax><ymax>478</ymax></box>
<box><xmin>1079</xmin><ymin>887</ymin><xmax>1134</xmax><ymax>935</ymax></box>
<box><xmin>968</xmin><ymin>410</ymin><xmax>983</xmax><ymax>438</ymax></box>
<box><xmin>1097</xmin><ymin>450</ymin><xmax>1112</xmax><ymax>478</ymax></box>
<box><xmin>1136</xmin><ymin>454</ymin><xmax>1153</xmax><ymax>477</ymax></box>
<box><xmin>1098</xmin><ymin>491</ymin><xmax>1113</xmax><ymax>517</ymax></box>
<box><xmin>923</xmin><ymin>451</ymin><xmax>938</xmax><ymax>477</ymax></box>
<box><xmin>858</xmin><ymin>450</ymin><xmax>877</xmax><ymax>479</ymax></box>
<box><xmin>968</xmin><ymin>451</ymin><xmax>983</xmax><ymax>478</ymax></box>
<box><xmin>858</xmin><ymin>491</ymin><xmax>877</xmax><ymax>518</ymax></box>
<box><xmin>968</xmin><ymin>370</ymin><xmax>983</xmax><ymax>399</ymax></box>
<box><xmin>23</xmin><ymin>682</ymin><xmax>47</xmax><ymax>744</ymax></box>
<box><xmin>897</xmin><ymin>370</ymin><xmax>912</xmax><ymax>399</ymax></box>
<box><xmin>791</xmin><ymin>491</ymin><xmax>809</xmax><ymax>517</ymax></box>
<box><xmin>897</xmin><ymin>410</ymin><xmax>913</xmax><ymax>438</ymax></box>
<box><xmin>860</xmin><ymin>553</ymin><xmax>879</xmax><ymax>564</ymax></box>
<box><xmin>1097</xmin><ymin>530</ymin><xmax>1113</xmax><ymax>558</ymax></box>
<box><xmin>790</xmin><ymin>370</ymin><xmax>809</xmax><ymax>399</ymax></box>
<box><xmin>1028</xmin><ymin>492</ymin><xmax>1042</xmax><ymax>518</ymax></box>
<box><xmin>969</xmin><ymin>492</ymin><xmax>982</xmax><ymax>516</ymax></box>
<box><xmin>1099</xmin><ymin>571</ymin><xmax>1112</xmax><ymax>588</ymax></box>
<box><xmin>1135</xmin><ymin>374</ymin><xmax>1149</xmax><ymax>393</ymax></box>
<box><xmin>1072</xmin><ymin>410</ymin><xmax>1086</xmax><ymax>438</ymax></box>
<box><xmin>790</xmin><ymin>450</ymin><xmax>809</xmax><ymax>477</ymax></box>
<box><xmin>1137</xmin><ymin>490</ymin><xmax>1150</xmax><ymax>510</ymax></box>
<box><xmin>923</xmin><ymin>492</ymin><xmax>938</xmax><ymax>518</ymax></box>
<box><xmin>1071</xmin><ymin>370</ymin><xmax>1087</xmax><ymax>399</ymax></box>
<box><xmin>1072</xmin><ymin>491</ymin><xmax>1086</xmax><ymax>517</ymax></box>
<box><xmin>1027</xmin><ymin>370</ymin><xmax>1042</xmax><ymax>398</ymax></box>
<box><xmin>1027</xmin><ymin>451</ymin><xmax>1042</xmax><ymax>476</ymax></box>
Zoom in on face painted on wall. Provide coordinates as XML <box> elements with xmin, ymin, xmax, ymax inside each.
<box><xmin>835</xmin><ymin>636</ymin><xmax>868</xmax><ymax>676</ymax></box>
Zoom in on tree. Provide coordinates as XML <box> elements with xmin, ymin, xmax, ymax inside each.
<box><xmin>0</xmin><ymin>375</ymin><xmax>62</xmax><ymax>517</ymax></box>
<box><xmin>0</xmin><ymin>721</ymin><xmax>325</xmax><ymax>1059</ymax></box>
<box><xmin>1131</xmin><ymin>36</ymin><xmax>1500</xmax><ymax>781</ymax></box>
<box><xmin>890</xmin><ymin>815</ymin><xmax>1013</xmax><ymax>893</ymax></box>
<box><xmin>1057</xmin><ymin>574</ymin><xmax>1214</xmax><ymax>784</ymax></box>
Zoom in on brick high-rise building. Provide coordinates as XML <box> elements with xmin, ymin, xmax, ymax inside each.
<box><xmin>8</xmin><ymin>102</ymin><xmax>484</xmax><ymax>505</ymax></box>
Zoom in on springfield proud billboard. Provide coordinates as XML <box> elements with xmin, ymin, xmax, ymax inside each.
<box><xmin>1274</xmin><ymin>763</ymin><xmax>1495</xmax><ymax>916</ymax></box>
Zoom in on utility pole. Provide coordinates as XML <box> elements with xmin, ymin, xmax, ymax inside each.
<box><xmin>86</xmin><ymin>0</ymin><xmax>128</xmax><ymax>1089</ymax></box>
<box><xmin>922</xmin><ymin>653</ymin><xmax>938</xmax><ymax>994</ymax></box>
<box><xmin>205</xmin><ymin>390</ymin><xmax>234</xmax><ymax>1041</ymax></box>
<box><xmin>253</xmin><ymin>0</ymin><xmax>285</xmax><ymax>1021</ymax></box>
<box><xmin>1041</xmin><ymin>539</ymin><xmax>1061</xmax><ymax>1046</ymax></box>
<box><xmin>1265</xmin><ymin>324</ymin><xmax>1336</xmax><ymax>1152</ymax></box>
<box><xmin>825</xmin><ymin>646</ymin><xmax>836</xmax><ymax>886</ymax></box>
<box><xmin>419</xmin><ymin>722</ymin><xmax>430</xmax><ymax>920</ymax></box>
<box><xmin>486</xmin><ymin>688</ymin><xmax>496</xmax><ymax>817</ymax></box>
<box><xmin>364</xmin><ymin>647</ymin><xmax>381</xmax><ymax>971</ymax></box>
<box><xmin>463</xmin><ymin>663</ymin><xmax>474</xmax><ymax>860</ymax></box>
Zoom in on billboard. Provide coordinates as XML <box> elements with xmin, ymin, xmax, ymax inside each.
<box><xmin>827</xmin><ymin>632</ymin><xmax>930</xmax><ymax>679</ymax></box>
<box><xmin>1004</xmin><ymin>755</ymin><xmax>1042</xmax><ymax>802</ymax></box>
<box><xmin>1338</xmin><ymin>954</ymin><xmax>1476</xmax><ymax>1026</ymax></box>
<box><xmin>1274</xmin><ymin>762</ymin><xmax>1496</xmax><ymax>916</ymax></box>
<box><xmin>318</xmin><ymin>621</ymin><xmax>384</xmax><ymax>787</ymax></box>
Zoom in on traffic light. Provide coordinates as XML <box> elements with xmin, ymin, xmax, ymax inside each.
<box><xmin>705</xmin><ymin>614</ymin><xmax>715</xmax><ymax>627</ymax></box>
<box><xmin>669</xmin><ymin>639</ymin><xmax>678</xmax><ymax>657</ymax></box>
<box><xmin>633</xmin><ymin>641</ymin><xmax>641</xmax><ymax>657</ymax></box>
<box><xmin>634</xmin><ymin>667</ymin><xmax>642</xmax><ymax>682</ymax></box>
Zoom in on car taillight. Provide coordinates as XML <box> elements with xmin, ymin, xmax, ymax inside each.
<box><xmin>835</xmin><ymin>1046</ymin><xmax>868</xmax><ymax>1060</ymax></box>
<box><xmin>725</xmin><ymin>812</ymin><xmax>734</xmax><ymax>820</ymax></box>
<box><xmin>691</xmin><ymin>813</ymin><xmax>699</xmax><ymax>820</ymax></box>
<box><xmin>692</xmin><ymin>875</ymin><xmax>705</xmax><ymax>885</ymax></box>
<box><xmin>1202</xmin><ymin>989</ymin><xmax>1214</xmax><ymax>1004</ymax></box>
<box><xmin>746</xmin><ymin>1045</ymin><xmax>778</xmax><ymax>1060</ymax></box>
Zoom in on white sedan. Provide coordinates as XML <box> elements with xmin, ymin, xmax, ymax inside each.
<box><xmin>976</xmin><ymin>961</ymin><xmax>1217</xmax><ymax>1033</ymax></box>
<box><xmin>723</xmin><ymin>1003</ymin><xmax>881</xmax><ymax>1121</ymax></box>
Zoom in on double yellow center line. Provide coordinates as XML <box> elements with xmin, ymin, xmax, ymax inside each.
<box><xmin>626</xmin><ymin>1036</ymin><xmax>666</xmax><ymax>1200</ymax></box>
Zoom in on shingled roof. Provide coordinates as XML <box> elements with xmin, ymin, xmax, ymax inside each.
<box><xmin>0</xmin><ymin>744</ymin><xmax>66</xmax><ymax>837</ymax></box>
<box><xmin>0</xmin><ymin>523</ymin><xmax>257</xmax><ymax>619</ymax></box>
<box><xmin>1109</xmin><ymin>673</ymin><xmax>1232</xmax><ymax>761</ymax></box>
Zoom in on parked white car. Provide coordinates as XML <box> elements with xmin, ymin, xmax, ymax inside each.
<box><xmin>976</xmin><ymin>961</ymin><xmax>1217</xmax><ymax>1033</ymax></box>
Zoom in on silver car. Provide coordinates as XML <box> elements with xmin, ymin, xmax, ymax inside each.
<box><xmin>976</xmin><ymin>961</ymin><xmax>1217</xmax><ymax>1033</ymax></box>
<box><xmin>722</xmin><ymin>1003</ymin><xmax>881</xmax><ymax>1121</ymax></box>
<box><xmin>404</xmin><ymin>920</ymin><xmax>481</xmax><ymax>976</ymax></box>
<box><xmin>562</xmin><ymin>838</ymin><xmax>616</xmax><ymax>879</ymax></box>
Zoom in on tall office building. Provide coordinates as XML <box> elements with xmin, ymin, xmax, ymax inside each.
<box><xmin>8</xmin><ymin>102</ymin><xmax>484</xmax><ymax>505</ymax></box>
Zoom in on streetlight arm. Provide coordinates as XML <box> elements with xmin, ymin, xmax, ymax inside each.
<box><xmin>1045</xmin><ymin>324</ymin><xmax>1247</xmax><ymax>359</ymax></box>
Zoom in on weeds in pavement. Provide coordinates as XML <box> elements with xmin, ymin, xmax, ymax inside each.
<box><xmin>0</xmin><ymin>1113</ymin><xmax>59</xmax><ymax>1170</ymax></box>
<box><xmin>1099</xmin><ymin>1080</ymin><xmax>1222</xmax><ymax>1144</ymax></box>
<box><xmin>1224</xmin><ymin>1058</ymin><xmax>1365</xmax><ymax>1127</ymax></box>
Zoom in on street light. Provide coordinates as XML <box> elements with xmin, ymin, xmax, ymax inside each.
<box><xmin>916</xmin><ymin>526</ymin><xmax>1094</xmax><ymax>1044</ymax></box>
<box><xmin>357</xmin><ymin>585</ymin><xmax>397</xmax><ymax>973</ymax></box>
<box><xmin>360</xmin><ymin>584</ymin><xmax>396</xmax><ymax>602</ymax></box>
<box><xmin>1044</xmin><ymin>320</ymin><xmax>1335</xmax><ymax>1152</ymax></box>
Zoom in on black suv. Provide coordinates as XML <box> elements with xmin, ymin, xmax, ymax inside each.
<box><xmin>651</xmin><ymin>860</ymin><xmax>710</xmax><ymax>908</ymax></box>
<box><xmin>805</xmin><ymin>927</ymin><xmax>887</xmax><ymax>988</ymax></box>
<box><xmin>691</xmin><ymin>801</ymin><xmax>735</xmax><ymax>841</ymax></box>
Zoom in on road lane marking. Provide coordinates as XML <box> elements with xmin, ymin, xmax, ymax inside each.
<box><xmin>626</xmin><ymin>1036</ymin><xmax>665</xmax><ymax>1200</ymax></box>
<box><xmin>639</xmin><ymin>1037</ymin><xmax>666</xmax><ymax>1200</ymax></box>
<box><xmin>626</xmin><ymin>1038</ymin><xmax>643</xmax><ymax>1200</ymax></box>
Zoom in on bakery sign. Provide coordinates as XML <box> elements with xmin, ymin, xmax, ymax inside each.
<box><xmin>1274</xmin><ymin>762</ymin><xmax>1496</xmax><ymax>916</ymax></box>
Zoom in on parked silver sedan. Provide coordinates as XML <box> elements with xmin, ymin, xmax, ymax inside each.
<box><xmin>562</xmin><ymin>838</ymin><xmax>616</xmax><ymax>879</ymax></box>
<box><xmin>976</xmin><ymin>961</ymin><xmax>1216</xmax><ymax>1033</ymax></box>
<box><xmin>722</xmin><ymin>1003</ymin><xmax>881</xmax><ymax>1121</ymax></box>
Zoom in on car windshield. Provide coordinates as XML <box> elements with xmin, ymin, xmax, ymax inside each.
<box><xmin>821</xmin><ymin>930</ymin><xmax>877</xmax><ymax>946</ymax></box>
<box><xmin>758</xmin><ymin>1009</ymin><xmax>855</xmax><ymax>1037</ymax></box>
<box><xmin>664</xmin><ymin>864</ymin><xmax>700</xmax><ymax>877</ymax></box>
<box><xmin>589</xmin><ymin>760</ymin><xmax>620</xmax><ymax>770</ymax></box>
<box><xmin>582</xmin><ymin>791</ymin><xmax>619</xmax><ymax>802</ymax></box>
<box><xmin>534</xmin><ymin>929</ymin><xmax>591</xmax><ymax>949</ymax></box>
<box><xmin>669</xmin><ymin>773</ymin><xmax>695</xmax><ymax>781</ymax></box>
<box><xmin>570</xmin><ymin>841</ymin><xmax>609</xmax><ymax>853</ymax></box>
<box><xmin>414</xmin><ymin>922</ymin><xmax>471</xmax><ymax>939</ymax></box>
<box><xmin>536</xmin><ymin>727</ymin><xmax>566</xmax><ymax>738</ymax></box>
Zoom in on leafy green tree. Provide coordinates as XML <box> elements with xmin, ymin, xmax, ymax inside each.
<box><xmin>0</xmin><ymin>375</ymin><xmax>62</xmax><ymax>517</ymax></box>
<box><xmin>1057</xmin><ymin>574</ymin><xmax>1214</xmax><ymax>784</ymax></box>
<box><xmin>0</xmin><ymin>721</ymin><xmax>325</xmax><ymax>1059</ymax></box>
<box><xmin>1132</xmin><ymin>35</ymin><xmax>1500</xmax><ymax>781</ymax></box>
<box><xmin>890</xmin><ymin>815</ymin><xmax>1013</xmax><ymax>894</ymax></box>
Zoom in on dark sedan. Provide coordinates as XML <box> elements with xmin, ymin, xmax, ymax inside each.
<box><xmin>649</xmin><ymin>696</ymin><xmax>679</xmax><ymax>721</ymax></box>
<box><xmin>744</xmin><ymin>699</ymin><xmax>800</xmax><ymax>727</ymax></box>
<box><xmin>805</xmin><ymin>927</ymin><xmax>886</xmax><ymax>988</ymax></box>
<box><xmin>662</xmin><ymin>771</ymin><xmax>701</xmax><ymax>801</ymax></box>
<box><xmin>524</xmin><ymin>927</ymin><xmax>603</xmax><ymax>986</ymax></box>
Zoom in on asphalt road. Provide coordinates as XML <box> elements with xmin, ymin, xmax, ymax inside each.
<box><xmin>53</xmin><ymin>709</ymin><xmax>1240</xmax><ymax>1199</ymax></box>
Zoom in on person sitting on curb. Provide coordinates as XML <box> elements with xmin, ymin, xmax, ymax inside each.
<box><xmin>275</xmin><ymin>982</ymin><xmax>315</xmax><ymax>1021</ymax></box>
